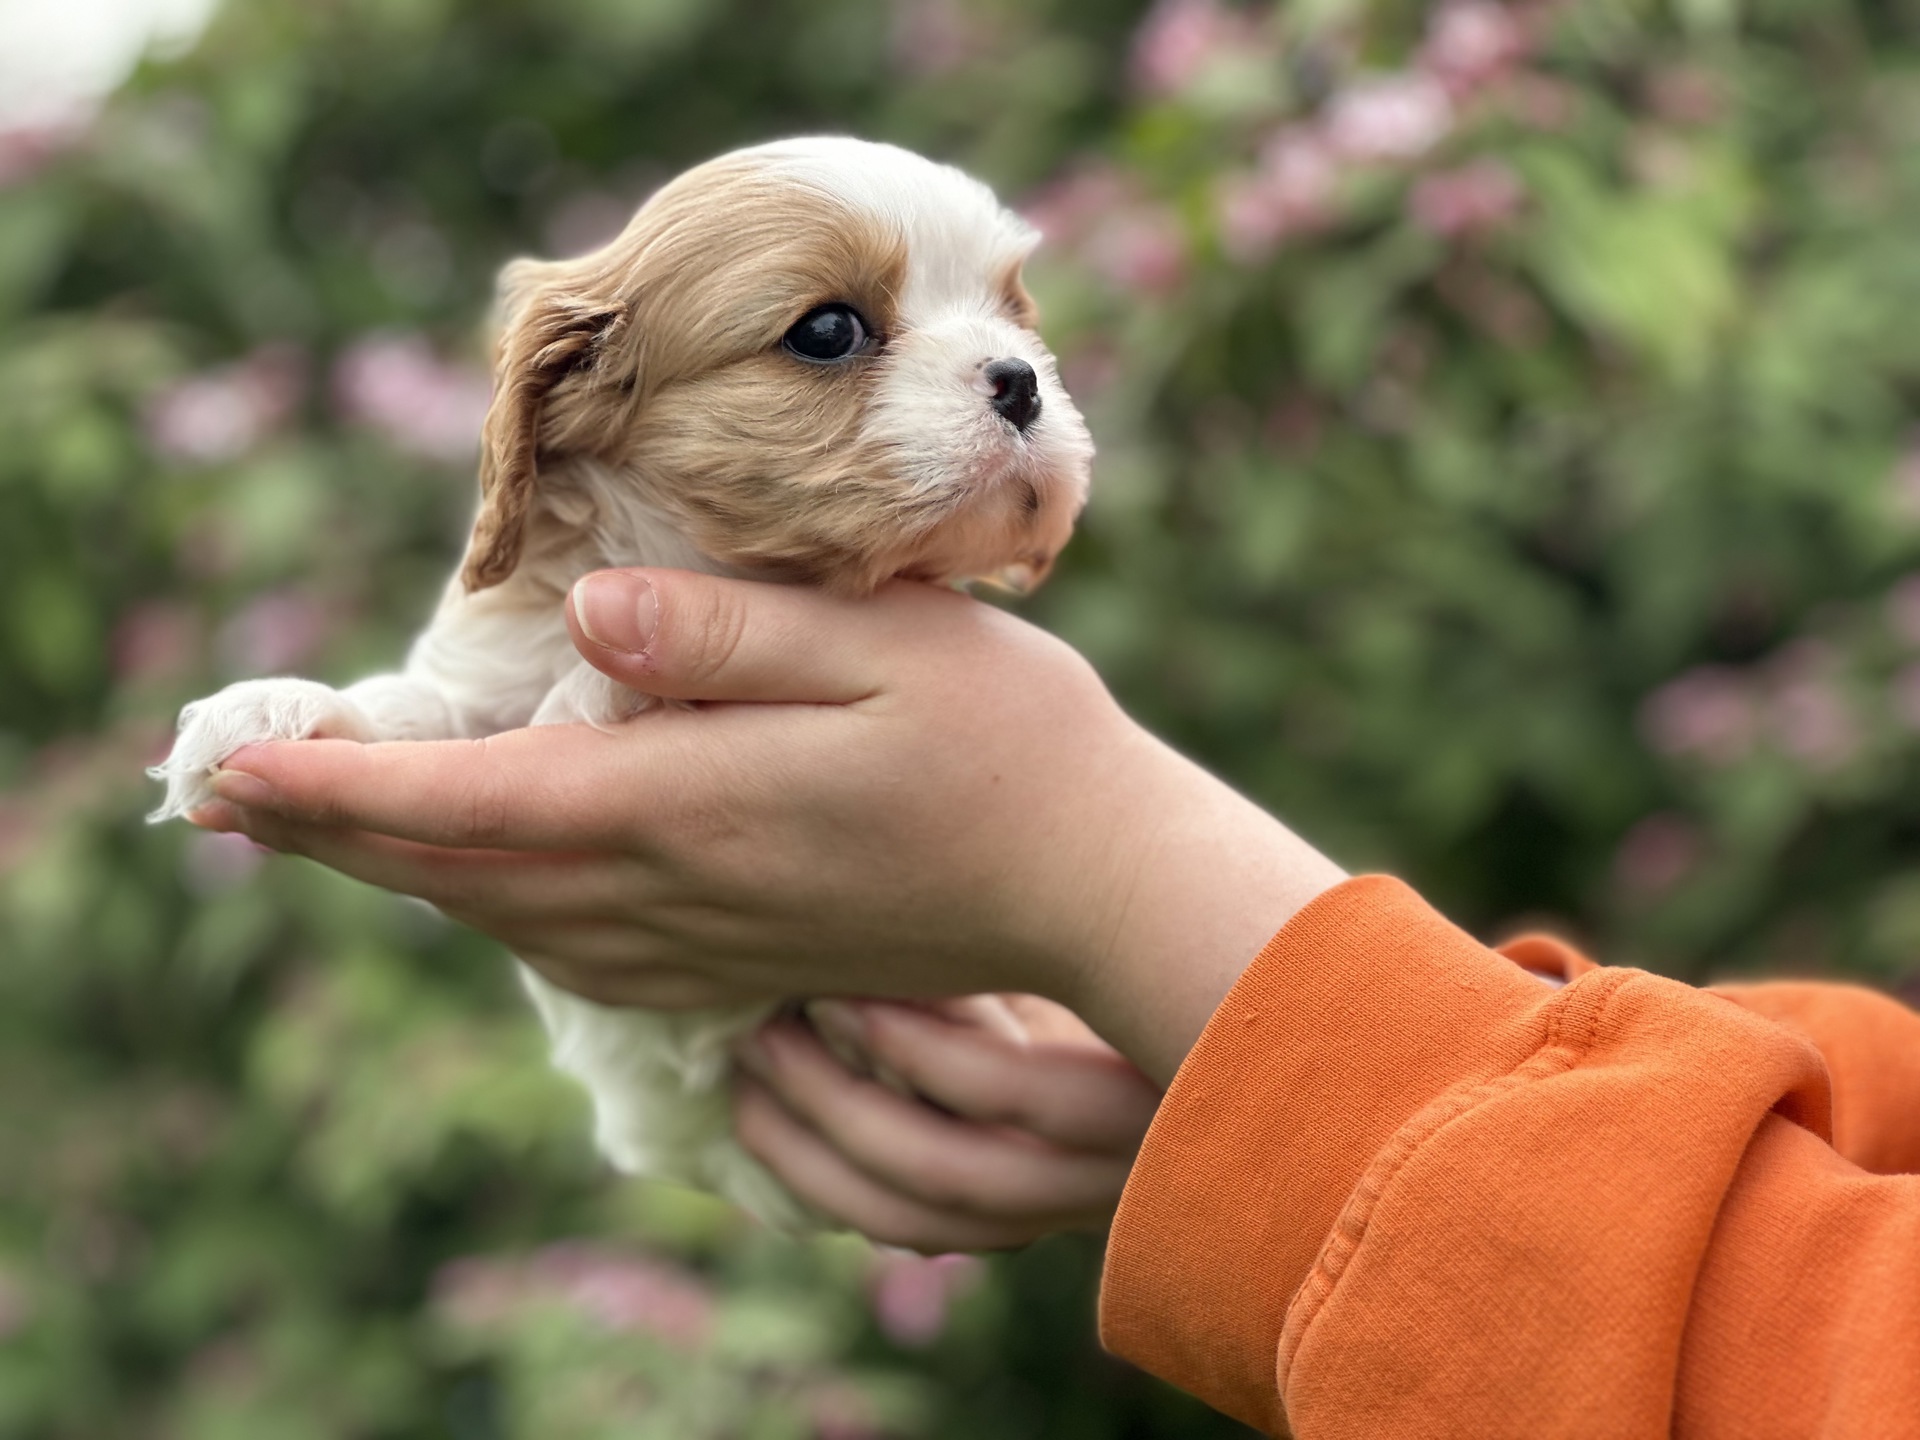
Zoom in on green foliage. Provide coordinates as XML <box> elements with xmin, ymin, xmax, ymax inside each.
<box><xmin>5</xmin><ymin>0</ymin><xmax>1920</xmax><ymax>1434</ymax></box>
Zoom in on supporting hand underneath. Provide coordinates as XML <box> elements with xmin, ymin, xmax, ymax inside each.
<box><xmin>732</xmin><ymin>994</ymin><xmax>1161</xmax><ymax>1252</ymax></box>
<box><xmin>193</xmin><ymin>570</ymin><xmax>1346</xmax><ymax>1084</ymax></box>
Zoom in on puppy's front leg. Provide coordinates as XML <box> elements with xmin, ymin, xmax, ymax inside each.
<box><xmin>147</xmin><ymin>671</ymin><xmax>459</xmax><ymax>823</ymax></box>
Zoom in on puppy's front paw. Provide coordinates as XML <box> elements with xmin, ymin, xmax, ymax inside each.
<box><xmin>147</xmin><ymin>678</ymin><xmax>375</xmax><ymax>823</ymax></box>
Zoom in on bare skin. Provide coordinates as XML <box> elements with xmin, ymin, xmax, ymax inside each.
<box><xmin>732</xmin><ymin>995</ymin><xmax>1163</xmax><ymax>1250</ymax></box>
<box><xmin>193</xmin><ymin>569</ymin><xmax>1346</xmax><ymax>1242</ymax></box>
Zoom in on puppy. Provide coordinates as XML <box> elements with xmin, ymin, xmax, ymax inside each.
<box><xmin>149</xmin><ymin>137</ymin><xmax>1094</xmax><ymax>1229</ymax></box>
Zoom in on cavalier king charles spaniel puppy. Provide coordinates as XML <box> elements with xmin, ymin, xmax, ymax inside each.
<box><xmin>150</xmin><ymin>137</ymin><xmax>1094</xmax><ymax>1228</ymax></box>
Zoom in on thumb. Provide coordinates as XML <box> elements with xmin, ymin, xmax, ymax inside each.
<box><xmin>566</xmin><ymin>568</ymin><xmax>893</xmax><ymax>703</ymax></box>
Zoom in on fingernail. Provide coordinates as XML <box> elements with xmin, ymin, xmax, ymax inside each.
<box><xmin>806</xmin><ymin>999</ymin><xmax>867</xmax><ymax>1050</ymax></box>
<box><xmin>210</xmin><ymin>769</ymin><xmax>278</xmax><ymax>808</ymax></box>
<box><xmin>184</xmin><ymin>802</ymin><xmax>239</xmax><ymax>831</ymax></box>
<box><xmin>573</xmin><ymin>572</ymin><xmax>658</xmax><ymax>656</ymax></box>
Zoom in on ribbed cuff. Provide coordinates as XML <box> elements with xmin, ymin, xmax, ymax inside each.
<box><xmin>1097</xmin><ymin>875</ymin><xmax>1551</xmax><ymax>1434</ymax></box>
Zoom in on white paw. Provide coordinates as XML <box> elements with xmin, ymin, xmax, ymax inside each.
<box><xmin>146</xmin><ymin>677</ymin><xmax>375</xmax><ymax>823</ymax></box>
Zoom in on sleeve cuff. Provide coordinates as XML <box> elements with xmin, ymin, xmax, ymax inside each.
<box><xmin>1096</xmin><ymin>875</ymin><xmax>1552</xmax><ymax>1433</ymax></box>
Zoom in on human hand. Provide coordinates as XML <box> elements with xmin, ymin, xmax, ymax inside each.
<box><xmin>731</xmin><ymin>995</ymin><xmax>1161</xmax><ymax>1252</ymax></box>
<box><xmin>195</xmin><ymin>570</ymin><xmax>1345</xmax><ymax>1082</ymax></box>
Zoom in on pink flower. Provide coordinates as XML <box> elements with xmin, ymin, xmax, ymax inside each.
<box><xmin>0</xmin><ymin>117</ymin><xmax>85</xmax><ymax>189</ymax></box>
<box><xmin>1502</xmin><ymin>71</ymin><xmax>1579</xmax><ymax>131</ymax></box>
<box><xmin>433</xmin><ymin>1243</ymin><xmax>715</xmax><ymax>1347</ymax></box>
<box><xmin>1083</xmin><ymin>205</ymin><xmax>1188</xmax><ymax>293</ymax></box>
<box><xmin>144</xmin><ymin>345</ymin><xmax>304</xmax><ymax>465</ymax></box>
<box><xmin>1640</xmin><ymin>666</ymin><xmax>1758</xmax><ymax>764</ymax></box>
<box><xmin>890</xmin><ymin>0</ymin><xmax>991</xmax><ymax>77</ymax></box>
<box><xmin>1885</xmin><ymin>575</ymin><xmax>1920</xmax><ymax>647</ymax></box>
<box><xmin>1419</xmin><ymin>1</ymin><xmax>1530</xmax><ymax>97</ymax></box>
<box><xmin>542</xmin><ymin>1248</ymin><xmax>715</xmax><ymax>1345</ymax></box>
<box><xmin>215</xmin><ymin>590</ymin><xmax>331</xmax><ymax>676</ymax></box>
<box><xmin>1889</xmin><ymin>440</ymin><xmax>1920</xmax><ymax>521</ymax></box>
<box><xmin>1613</xmin><ymin>813</ymin><xmax>1704</xmax><ymax>899</ymax></box>
<box><xmin>1216</xmin><ymin>128</ymin><xmax>1339</xmax><ymax>261</ymax></box>
<box><xmin>0</xmin><ymin>1265</ymin><xmax>30</xmax><ymax>1340</ymax></box>
<box><xmin>867</xmin><ymin>1250</ymin><xmax>982</xmax><ymax>1347</ymax></box>
<box><xmin>332</xmin><ymin>333</ymin><xmax>491</xmax><ymax>463</ymax></box>
<box><xmin>1021</xmin><ymin>165</ymin><xmax>1136</xmax><ymax>248</ymax></box>
<box><xmin>1408</xmin><ymin>158</ymin><xmax>1524</xmax><ymax>237</ymax></box>
<box><xmin>0</xmin><ymin>802</ymin><xmax>36</xmax><ymax>874</ymax></box>
<box><xmin>1129</xmin><ymin>0</ymin><xmax>1262</xmax><ymax>98</ymax></box>
<box><xmin>1888</xmin><ymin>663</ymin><xmax>1920</xmax><ymax>731</ymax></box>
<box><xmin>112</xmin><ymin>602</ymin><xmax>200</xmax><ymax>685</ymax></box>
<box><xmin>1263</xmin><ymin>391</ymin><xmax>1324</xmax><ymax>453</ymax></box>
<box><xmin>1324</xmin><ymin>74</ymin><xmax>1453</xmax><ymax>163</ymax></box>
<box><xmin>431</xmin><ymin>1256</ymin><xmax>525</xmax><ymax>1329</ymax></box>
<box><xmin>1646</xmin><ymin>66</ymin><xmax>1723</xmax><ymax>127</ymax></box>
<box><xmin>808</xmin><ymin>1382</ymin><xmax>883</xmax><ymax>1440</ymax></box>
<box><xmin>182</xmin><ymin>830</ymin><xmax>267</xmax><ymax>897</ymax></box>
<box><xmin>1768</xmin><ymin>674</ymin><xmax>1858</xmax><ymax>769</ymax></box>
<box><xmin>185</xmin><ymin>1336</ymin><xmax>260</xmax><ymax>1393</ymax></box>
<box><xmin>1058</xmin><ymin>338</ymin><xmax>1122</xmax><ymax>403</ymax></box>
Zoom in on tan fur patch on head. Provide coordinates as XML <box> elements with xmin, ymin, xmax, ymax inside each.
<box><xmin>462</xmin><ymin>157</ymin><xmax>914</xmax><ymax>592</ymax></box>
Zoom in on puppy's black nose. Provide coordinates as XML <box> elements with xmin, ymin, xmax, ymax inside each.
<box><xmin>984</xmin><ymin>357</ymin><xmax>1041</xmax><ymax>433</ymax></box>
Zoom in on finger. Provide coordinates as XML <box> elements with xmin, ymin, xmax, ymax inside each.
<box><xmin>225</xmin><ymin>806</ymin><xmax>634</xmax><ymax>916</ymax></box>
<box><xmin>736</xmin><ymin>1021</ymin><xmax>1134</xmax><ymax>1218</ymax></box>
<box><xmin>567</xmin><ymin>568</ymin><xmax>962</xmax><ymax>704</ymax></box>
<box><xmin>732</xmin><ymin>1077</ymin><xmax>1053</xmax><ymax>1252</ymax></box>
<box><xmin>997</xmin><ymin>992</ymin><xmax>1106</xmax><ymax>1046</ymax></box>
<box><xmin>917</xmin><ymin>994</ymin><xmax>1032</xmax><ymax>1044</ymax></box>
<box><xmin>809</xmin><ymin>1000</ymin><xmax>1161</xmax><ymax>1154</ymax></box>
<box><xmin>205</xmin><ymin>725</ymin><xmax>656</xmax><ymax>849</ymax></box>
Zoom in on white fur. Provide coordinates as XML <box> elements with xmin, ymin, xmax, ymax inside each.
<box><xmin>150</xmin><ymin>138</ymin><xmax>1091</xmax><ymax>1230</ymax></box>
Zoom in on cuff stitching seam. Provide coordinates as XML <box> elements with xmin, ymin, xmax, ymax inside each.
<box><xmin>1272</xmin><ymin>966</ymin><xmax>1635</xmax><ymax>1406</ymax></box>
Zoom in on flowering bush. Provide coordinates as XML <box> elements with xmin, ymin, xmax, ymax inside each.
<box><xmin>5</xmin><ymin>0</ymin><xmax>1920</xmax><ymax>1434</ymax></box>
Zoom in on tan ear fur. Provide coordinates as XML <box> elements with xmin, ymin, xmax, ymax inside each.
<box><xmin>460</xmin><ymin>258</ymin><xmax>628</xmax><ymax>592</ymax></box>
<box><xmin>996</xmin><ymin>253</ymin><xmax>1041</xmax><ymax>329</ymax></box>
<box><xmin>979</xmin><ymin>547</ymin><xmax>1057</xmax><ymax>595</ymax></box>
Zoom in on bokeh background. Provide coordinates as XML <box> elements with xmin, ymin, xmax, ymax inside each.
<box><xmin>6</xmin><ymin>0</ymin><xmax>1920</xmax><ymax>1434</ymax></box>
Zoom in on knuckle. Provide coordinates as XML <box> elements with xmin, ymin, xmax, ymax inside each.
<box><xmin>670</xmin><ymin>586</ymin><xmax>750</xmax><ymax>687</ymax></box>
<box><xmin>902</xmin><ymin>1155</ymin><xmax>992</xmax><ymax>1214</ymax></box>
<box><xmin>971</xmin><ymin>1086</ymin><xmax>1043</xmax><ymax>1134</ymax></box>
<box><xmin>455</xmin><ymin>739</ymin><xmax>514</xmax><ymax>844</ymax></box>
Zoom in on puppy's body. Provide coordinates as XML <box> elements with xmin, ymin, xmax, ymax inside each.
<box><xmin>151</xmin><ymin>138</ymin><xmax>1092</xmax><ymax>1228</ymax></box>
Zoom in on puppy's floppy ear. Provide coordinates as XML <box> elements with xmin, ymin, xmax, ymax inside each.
<box><xmin>460</xmin><ymin>257</ymin><xmax>629</xmax><ymax>592</ymax></box>
<box><xmin>997</xmin><ymin>252</ymin><xmax>1041</xmax><ymax>330</ymax></box>
<box><xmin>982</xmin><ymin>548</ymin><xmax>1058</xmax><ymax>595</ymax></box>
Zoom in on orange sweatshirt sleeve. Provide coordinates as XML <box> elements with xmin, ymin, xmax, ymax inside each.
<box><xmin>1098</xmin><ymin>875</ymin><xmax>1920</xmax><ymax>1438</ymax></box>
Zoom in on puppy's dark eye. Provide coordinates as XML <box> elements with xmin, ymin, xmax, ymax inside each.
<box><xmin>782</xmin><ymin>304</ymin><xmax>872</xmax><ymax>363</ymax></box>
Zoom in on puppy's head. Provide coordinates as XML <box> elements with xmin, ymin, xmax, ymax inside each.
<box><xmin>460</xmin><ymin>137</ymin><xmax>1093</xmax><ymax>596</ymax></box>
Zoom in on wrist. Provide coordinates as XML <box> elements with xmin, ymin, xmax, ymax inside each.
<box><xmin>1050</xmin><ymin>736</ymin><xmax>1346</xmax><ymax>1086</ymax></box>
